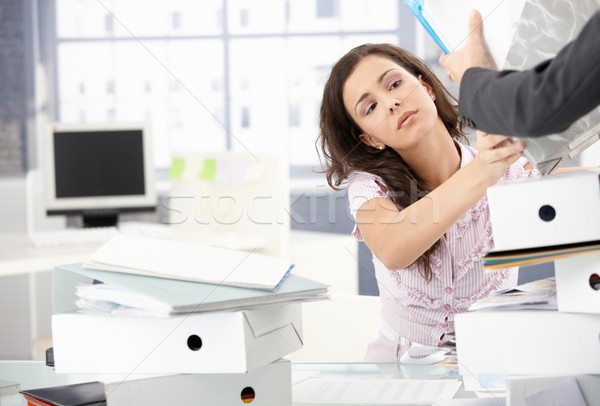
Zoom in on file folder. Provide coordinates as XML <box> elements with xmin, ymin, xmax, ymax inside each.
<box><xmin>53</xmin><ymin>263</ymin><xmax>328</xmax><ymax>316</ymax></box>
<box><xmin>455</xmin><ymin>309</ymin><xmax>600</xmax><ymax>375</ymax></box>
<box><xmin>486</xmin><ymin>169</ymin><xmax>600</xmax><ymax>251</ymax></box>
<box><xmin>104</xmin><ymin>360</ymin><xmax>292</xmax><ymax>406</ymax></box>
<box><xmin>52</xmin><ymin>304</ymin><xmax>302</xmax><ymax>374</ymax></box>
<box><xmin>554</xmin><ymin>251</ymin><xmax>600</xmax><ymax>314</ymax></box>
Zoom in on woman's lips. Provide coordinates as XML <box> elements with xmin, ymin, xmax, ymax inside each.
<box><xmin>397</xmin><ymin>110</ymin><xmax>417</xmax><ymax>129</ymax></box>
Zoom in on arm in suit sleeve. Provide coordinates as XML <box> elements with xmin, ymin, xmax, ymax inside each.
<box><xmin>458</xmin><ymin>11</ymin><xmax>600</xmax><ymax>138</ymax></box>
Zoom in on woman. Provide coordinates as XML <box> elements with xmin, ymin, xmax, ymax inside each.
<box><xmin>317</xmin><ymin>43</ymin><xmax>538</xmax><ymax>361</ymax></box>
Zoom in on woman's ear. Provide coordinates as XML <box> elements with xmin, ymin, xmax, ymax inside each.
<box><xmin>359</xmin><ymin>133</ymin><xmax>383</xmax><ymax>149</ymax></box>
<box><xmin>418</xmin><ymin>74</ymin><xmax>434</xmax><ymax>94</ymax></box>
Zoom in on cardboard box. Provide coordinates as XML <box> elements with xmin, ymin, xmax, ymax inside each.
<box><xmin>52</xmin><ymin>303</ymin><xmax>302</xmax><ymax>374</ymax></box>
<box><xmin>555</xmin><ymin>251</ymin><xmax>600</xmax><ymax>314</ymax></box>
<box><xmin>487</xmin><ymin>169</ymin><xmax>600</xmax><ymax>251</ymax></box>
<box><xmin>455</xmin><ymin>309</ymin><xmax>600</xmax><ymax>375</ymax></box>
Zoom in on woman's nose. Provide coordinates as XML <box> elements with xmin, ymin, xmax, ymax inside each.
<box><xmin>389</xmin><ymin>101</ymin><xmax>401</xmax><ymax>113</ymax></box>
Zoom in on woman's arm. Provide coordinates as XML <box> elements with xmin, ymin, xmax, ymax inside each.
<box><xmin>356</xmin><ymin>134</ymin><xmax>524</xmax><ymax>270</ymax></box>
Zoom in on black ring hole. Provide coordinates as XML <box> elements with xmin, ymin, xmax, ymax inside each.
<box><xmin>187</xmin><ymin>334</ymin><xmax>202</xmax><ymax>351</ymax></box>
<box><xmin>589</xmin><ymin>273</ymin><xmax>600</xmax><ymax>291</ymax></box>
<box><xmin>538</xmin><ymin>205</ymin><xmax>556</xmax><ymax>222</ymax></box>
<box><xmin>240</xmin><ymin>386</ymin><xmax>255</xmax><ymax>403</ymax></box>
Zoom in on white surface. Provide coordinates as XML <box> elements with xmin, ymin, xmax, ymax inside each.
<box><xmin>287</xmin><ymin>294</ymin><xmax>381</xmax><ymax>363</ymax></box>
<box><xmin>290</xmin><ymin>230</ymin><xmax>359</xmax><ymax>295</ymax></box>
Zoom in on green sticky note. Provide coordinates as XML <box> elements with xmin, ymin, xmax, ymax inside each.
<box><xmin>199</xmin><ymin>158</ymin><xmax>218</xmax><ymax>181</ymax></box>
<box><xmin>168</xmin><ymin>157</ymin><xmax>185</xmax><ymax>179</ymax></box>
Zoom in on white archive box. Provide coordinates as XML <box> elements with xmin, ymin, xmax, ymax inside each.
<box><xmin>555</xmin><ymin>251</ymin><xmax>600</xmax><ymax>314</ymax></box>
<box><xmin>104</xmin><ymin>359</ymin><xmax>292</xmax><ymax>406</ymax></box>
<box><xmin>487</xmin><ymin>169</ymin><xmax>600</xmax><ymax>251</ymax></box>
<box><xmin>455</xmin><ymin>310</ymin><xmax>600</xmax><ymax>375</ymax></box>
<box><xmin>21</xmin><ymin>360</ymin><xmax>291</xmax><ymax>406</ymax></box>
<box><xmin>52</xmin><ymin>303</ymin><xmax>303</xmax><ymax>374</ymax></box>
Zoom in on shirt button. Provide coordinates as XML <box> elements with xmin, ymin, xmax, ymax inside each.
<box><xmin>441</xmin><ymin>322</ymin><xmax>449</xmax><ymax>329</ymax></box>
<box><xmin>444</xmin><ymin>304</ymin><xmax>452</xmax><ymax>311</ymax></box>
<box><xmin>445</xmin><ymin>287</ymin><xmax>453</xmax><ymax>294</ymax></box>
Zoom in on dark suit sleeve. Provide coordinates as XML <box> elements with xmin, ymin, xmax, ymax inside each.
<box><xmin>458</xmin><ymin>11</ymin><xmax>600</xmax><ymax>138</ymax></box>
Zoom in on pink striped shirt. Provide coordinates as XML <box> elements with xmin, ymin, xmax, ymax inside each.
<box><xmin>347</xmin><ymin>142</ymin><xmax>539</xmax><ymax>362</ymax></box>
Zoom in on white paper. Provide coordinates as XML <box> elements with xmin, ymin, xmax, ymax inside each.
<box><xmin>293</xmin><ymin>377</ymin><xmax>461</xmax><ymax>404</ymax></box>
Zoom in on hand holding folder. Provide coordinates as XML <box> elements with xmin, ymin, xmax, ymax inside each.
<box><xmin>403</xmin><ymin>0</ymin><xmax>526</xmax><ymax>68</ymax></box>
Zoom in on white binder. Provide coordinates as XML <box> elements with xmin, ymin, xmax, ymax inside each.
<box><xmin>104</xmin><ymin>359</ymin><xmax>292</xmax><ymax>406</ymax></box>
<box><xmin>455</xmin><ymin>309</ymin><xmax>600</xmax><ymax>375</ymax></box>
<box><xmin>487</xmin><ymin>169</ymin><xmax>600</xmax><ymax>251</ymax></box>
<box><xmin>52</xmin><ymin>303</ymin><xmax>302</xmax><ymax>374</ymax></box>
<box><xmin>555</xmin><ymin>251</ymin><xmax>600</xmax><ymax>314</ymax></box>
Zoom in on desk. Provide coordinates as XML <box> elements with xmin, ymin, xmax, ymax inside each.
<box><xmin>0</xmin><ymin>361</ymin><xmax>477</xmax><ymax>405</ymax></box>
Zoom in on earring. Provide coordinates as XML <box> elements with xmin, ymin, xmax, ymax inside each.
<box><xmin>430</xmin><ymin>93</ymin><xmax>436</xmax><ymax>101</ymax></box>
<box><xmin>378</xmin><ymin>145</ymin><xmax>385</xmax><ymax>150</ymax></box>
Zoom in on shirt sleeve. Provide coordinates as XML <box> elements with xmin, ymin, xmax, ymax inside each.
<box><xmin>504</xmin><ymin>156</ymin><xmax>541</xmax><ymax>182</ymax></box>
<box><xmin>347</xmin><ymin>171</ymin><xmax>392</xmax><ymax>241</ymax></box>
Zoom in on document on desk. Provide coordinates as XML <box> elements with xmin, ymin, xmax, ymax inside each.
<box><xmin>293</xmin><ymin>377</ymin><xmax>461</xmax><ymax>404</ymax></box>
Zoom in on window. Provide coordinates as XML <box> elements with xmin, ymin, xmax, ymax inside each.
<box><xmin>50</xmin><ymin>0</ymin><xmax>418</xmax><ymax>172</ymax></box>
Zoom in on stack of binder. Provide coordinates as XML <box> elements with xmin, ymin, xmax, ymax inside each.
<box><xmin>44</xmin><ymin>235</ymin><xmax>329</xmax><ymax>406</ymax></box>
<box><xmin>455</xmin><ymin>169</ymin><xmax>600</xmax><ymax>403</ymax></box>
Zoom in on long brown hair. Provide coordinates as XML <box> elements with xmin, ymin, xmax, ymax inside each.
<box><xmin>317</xmin><ymin>43</ymin><xmax>466</xmax><ymax>281</ymax></box>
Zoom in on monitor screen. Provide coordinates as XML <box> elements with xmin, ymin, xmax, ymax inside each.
<box><xmin>44</xmin><ymin>122</ymin><xmax>157</xmax><ymax>227</ymax></box>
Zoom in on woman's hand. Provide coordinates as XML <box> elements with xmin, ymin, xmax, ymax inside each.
<box><xmin>474</xmin><ymin>131</ymin><xmax>524</xmax><ymax>185</ymax></box>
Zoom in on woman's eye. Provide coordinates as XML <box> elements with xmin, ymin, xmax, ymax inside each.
<box><xmin>389</xmin><ymin>80</ymin><xmax>402</xmax><ymax>90</ymax></box>
<box><xmin>365</xmin><ymin>102</ymin><xmax>377</xmax><ymax>115</ymax></box>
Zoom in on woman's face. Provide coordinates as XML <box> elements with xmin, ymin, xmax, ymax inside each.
<box><xmin>342</xmin><ymin>54</ymin><xmax>439</xmax><ymax>151</ymax></box>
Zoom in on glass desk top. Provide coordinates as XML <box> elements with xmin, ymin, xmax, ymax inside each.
<box><xmin>0</xmin><ymin>360</ymin><xmax>489</xmax><ymax>406</ymax></box>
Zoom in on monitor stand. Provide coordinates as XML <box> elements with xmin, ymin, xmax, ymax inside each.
<box><xmin>82</xmin><ymin>210</ymin><xmax>119</xmax><ymax>228</ymax></box>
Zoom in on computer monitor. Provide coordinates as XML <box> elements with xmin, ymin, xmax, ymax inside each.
<box><xmin>43</xmin><ymin>122</ymin><xmax>157</xmax><ymax>227</ymax></box>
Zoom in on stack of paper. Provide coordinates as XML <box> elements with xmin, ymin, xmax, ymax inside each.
<box><xmin>468</xmin><ymin>277</ymin><xmax>557</xmax><ymax>312</ymax></box>
<box><xmin>482</xmin><ymin>240</ymin><xmax>600</xmax><ymax>270</ymax></box>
